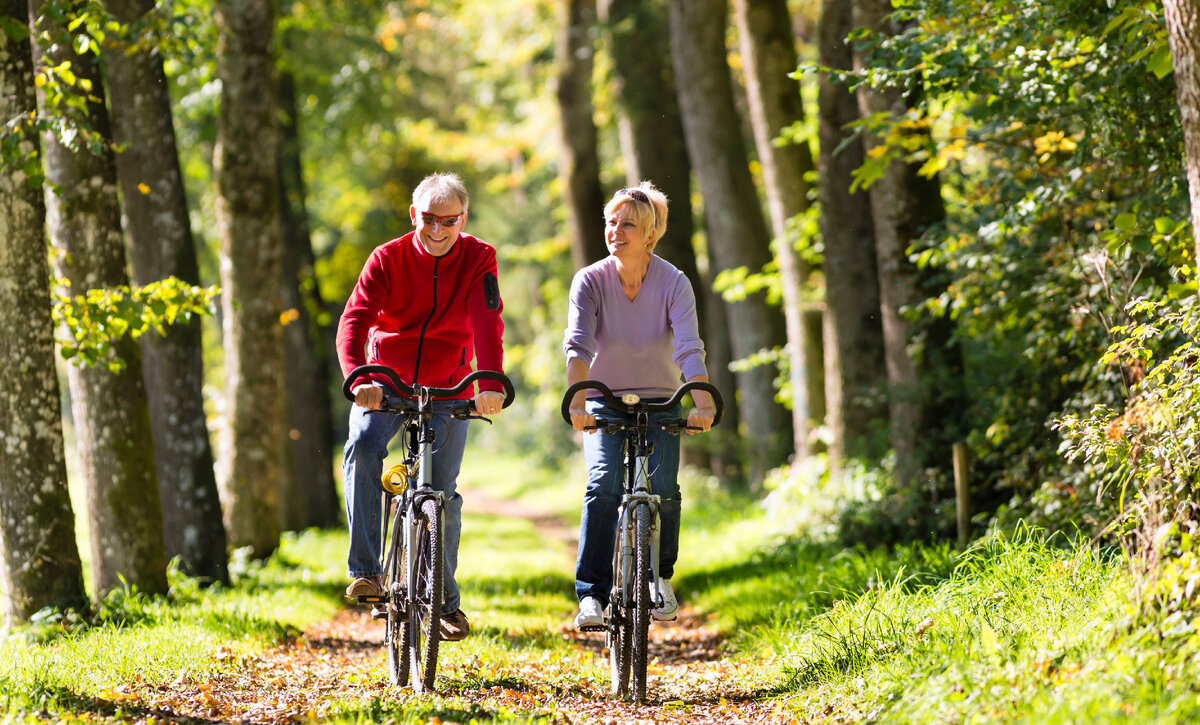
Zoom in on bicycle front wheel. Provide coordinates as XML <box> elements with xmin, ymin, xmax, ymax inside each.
<box><xmin>407</xmin><ymin>497</ymin><xmax>443</xmax><ymax>693</ymax></box>
<box><xmin>383</xmin><ymin>505</ymin><xmax>407</xmax><ymax>686</ymax></box>
<box><xmin>608</xmin><ymin>509</ymin><xmax>633</xmax><ymax>696</ymax></box>
<box><xmin>631</xmin><ymin>503</ymin><xmax>652</xmax><ymax>703</ymax></box>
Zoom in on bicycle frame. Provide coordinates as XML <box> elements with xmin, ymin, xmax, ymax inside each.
<box><xmin>344</xmin><ymin>364</ymin><xmax>515</xmax><ymax>692</ymax></box>
<box><xmin>613</xmin><ymin>410</ymin><xmax>663</xmax><ymax>614</ymax></box>
<box><xmin>399</xmin><ymin>385</ymin><xmax>444</xmax><ymax>601</ymax></box>
<box><xmin>560</xmin><ymin>378</ymin><xmax>723</xmax><ymax>702</ymax></box>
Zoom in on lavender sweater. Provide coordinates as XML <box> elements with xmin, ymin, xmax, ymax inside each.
<box><xmin>563</xmin><ymin>255</ymin><xmax>707</xmax><ymax>399</ymax></box>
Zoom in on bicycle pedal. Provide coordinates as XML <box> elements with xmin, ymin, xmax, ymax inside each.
<box><xmin>578</xmin><ymin>624</ymin><xmax>606</xmax><ymax>632</ymax></box>
<box><xmin>357</xmin><ymin>595</ymin><xmax>386</xmax><ymax>605</ymax></box>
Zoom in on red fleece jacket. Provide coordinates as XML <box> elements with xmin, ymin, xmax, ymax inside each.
<box><xmin>336</xmin><ymin>231</ymin><xmax>505</xmax><ymax>397</ymax></box>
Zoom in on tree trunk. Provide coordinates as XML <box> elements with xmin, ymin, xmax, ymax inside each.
<box><xmin>556</xmin><ymin>0</ymin><xmax>608</xmax><ymax>268</ymax></box>
<box><xmin>852</xmin><ymin>0</ymin><xmax>947</xmax><ymax>488</ymax></box>
<box><xmin>818</xmin><ymin>0</ymin><xmax>887</xmax><ymax>469</ymax></box>
<box><xmin>599</xmin><ymin>0</ymin><xmax>742</xmax><ymax>483</ymax></box>
<box><xmin>0</xmin><ymin>0</ymin><xmax>89</xmax><ymax>624</ymax></box>
<box><xmin>103</xmin><ymin>0</ymin><xmax>229</xmax><ymax>584</ymax></box>
<box><xmin>30</xmin><ymin>0</ymin><xmax>167</xmax><ymax>597</ymax></box>
<box><xmin>1164</xmin><ymin>0</ymin><xmax>1200</xmax><ymax>273</ymax></box>
<box><xmin>669</xmin><ymin>0</ymin><xmax>793</xmax><ymax>481</ymax></box>
<box><xmin>277</xmin><ymin>67</ymin><xmax>339</xmax><ymax>530</ymax></box>
<box><xmin>214</xmin><ymin>0</ymin><xmax>284</xmax><ymax>559</ymax></box>
<box><xmin>733</xmin><ymin>0</ymin><xmax>824</xmax><ymax>460</ymax></box>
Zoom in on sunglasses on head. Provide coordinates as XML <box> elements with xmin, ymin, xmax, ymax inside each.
<box><xmin>418</xmin><ymin>211</ymin><xmax>463</xmax><ymax>227</ymax></box>
<box><xmin>619</xmin><ymin>188</ymin><xmax>649</xmax><ymax>203</ymax></box>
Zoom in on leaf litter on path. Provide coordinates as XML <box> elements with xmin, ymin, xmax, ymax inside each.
<box><xmin>116</xmin><ymin>601</ymin><xmax>809</xmax><ymax>724</ymax></box>
<box><xmin>114</xmin><ymin>491</ymin><xmax>812</xmax><ymax>723</ymax></box>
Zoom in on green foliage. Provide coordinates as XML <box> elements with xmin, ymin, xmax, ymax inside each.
<box><xmin>52</xmin><ymin>276</ymin><xmax>218</xmax><ymax>371</ymax></box>
<box><xmin>801</xmin><ymin>0</ymin><xmax>1192</xmax><ymax>536</ymax></box>
<box><xmin>1056</xmin><ymin>297</ymin><xmax>1200</xmax><ymax>534</ymax></box>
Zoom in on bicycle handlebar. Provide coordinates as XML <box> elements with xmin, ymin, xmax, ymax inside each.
<box><xmin>559</xmin><ymin>379</ymin><xmax>723</xmax><ymax>428</ymax></box>
<box><xmin>342</xmin><ymin>364</ymin><xmax>516</xmax><ymax>410</ymax></box>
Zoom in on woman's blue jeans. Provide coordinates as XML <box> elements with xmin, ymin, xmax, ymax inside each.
<box><xmin>343</xmin><ymin>396</ymin><xmax>469</xmax><ymax>613</ymax></box>
<box><xmin>575</xmin><ymin>399</ymin><xmax>682</xmax><ymax>606</ymax></box>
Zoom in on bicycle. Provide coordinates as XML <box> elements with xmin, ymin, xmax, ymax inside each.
<box><xmin>559</xmin><ymin>379</ymin><xmax>723</xmax><ymax>703</ymax></box>
<box><xmin>342</xmin><ymin>364</ymin><xmax>515</xmax><ymax>693</ymax></box>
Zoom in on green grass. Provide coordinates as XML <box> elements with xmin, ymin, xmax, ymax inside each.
<box><xmin>678</xmin><ymin>521</ymin><xmax>1200</xmax><ymax>723</ymax></box>
<box><xmin>0</xmin><ymin>529</ymin><xmax>346</xmax><ymax>719</ymax></box>
<box><xmin>8</xmin><ymin>442</ymin><xmax>1200</xmax><ymax>723</ymax></box>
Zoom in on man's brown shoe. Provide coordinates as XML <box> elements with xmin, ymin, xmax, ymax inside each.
<box><xmin>345</xmin><ymin>576</ymin><xmax>383</xmax><ymax>599</ymax></box>
<box><xmin>440</xmin><ymin>609</ymin><xmax>470</xmax><ymax>641</ymax></box>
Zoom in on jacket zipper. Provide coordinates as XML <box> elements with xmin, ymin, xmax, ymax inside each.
<box><xmin>411</xmin><ymin>256</ymin><xmax>439</xmax><ymax>384</ymax></box>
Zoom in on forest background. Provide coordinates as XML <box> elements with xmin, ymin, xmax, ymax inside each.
<box><xmin>4</xmin><ymin>0</ymin><xmax>1200</xmax><ymax>697</ymax></box>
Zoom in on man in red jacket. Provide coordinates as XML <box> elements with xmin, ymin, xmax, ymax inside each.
<box><xmin>336</xmin><ymin>172</ymin><xmax>506</xmax><ymax>642</ymax></box>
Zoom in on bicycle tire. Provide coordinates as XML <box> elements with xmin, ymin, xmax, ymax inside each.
<box><xmin>408</xmin><ymin>497</ymin><xmax>443</xmax><ymax>692</ymax></box>
<box><xmin>395</xmin><ymin>530</ymin><xmax>412</xmax><ymax>686</ymax></box>
<box><xmin>608</xmin><ymin>515</ymin><xmax>632</xmax><ymax>696</ymax></box>
<box><xmin>383</xmin><ymin>504</ymin><xmax>407</xmax><ymax>686</ymax></box>
<box><xmin>632</xmin><ymin>504</ymin><xmax>652</xmax><ymax>703</ymax></box>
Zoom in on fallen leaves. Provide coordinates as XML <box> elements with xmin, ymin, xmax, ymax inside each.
<box><xmin>85</xmin><ymin>604</ymin><xmax>805</xmax><ymax>725</ymax></box>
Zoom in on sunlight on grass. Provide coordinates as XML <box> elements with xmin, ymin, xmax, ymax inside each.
<box><xmin>445</xmin><ymin>506</ymin><xmax>597</xmax><ymax>692</ymax></box>
<box><xmin>458</xmin><ymin>447</ymin><xmax>584</xmax><ymax>522</ymax></box>
<box><xmin>0</xmin><ymin>530</ymin><xmax>345</xmax><ymax>717</ymax></box>
<box><xmin>740</xmin><ymin>529</ymin><xmax>1200</xmax><ymax>724</ymax></box>
<box><xmin>10</xmin><ymin>445</ymin><xmax>1195</xmax><ymax>723</ymax></box>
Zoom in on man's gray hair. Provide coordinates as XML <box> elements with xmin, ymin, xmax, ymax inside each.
<box><xmin>413</xmin><ymin>172</ymin><xmax>469</xmax><ymax>212</ymax></box>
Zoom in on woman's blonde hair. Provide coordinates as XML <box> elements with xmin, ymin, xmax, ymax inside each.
<box><xmin>604</xmin><ymin>181</ymin><xmax>669</xmax><ymax>252</ymax></box>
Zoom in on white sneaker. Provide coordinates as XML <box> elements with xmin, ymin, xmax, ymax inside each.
<box><xmin>652</xmin><ymin>577</ymin><xmax>678</xmax><ymax>621</ymax></box>
<box><xmin>575</xmin><ymin>596</ymin><xmax>604</xmax><ymax>630</ymax></box>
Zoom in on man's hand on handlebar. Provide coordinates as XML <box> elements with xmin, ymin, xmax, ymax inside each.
<box><xmin>474</xmin><ymin>390</ymin><xmax>505</xmax><ymax>416</ymax></box>
<box><xmin>353</xmin><ymin>385</ymin><xmax>383</xmax><ymax>411</ymax></box>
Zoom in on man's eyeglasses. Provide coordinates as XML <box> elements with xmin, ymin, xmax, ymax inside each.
<box><xmin>619</xmin><ymin>188</ymin><xmax>649</xmax><ymax>203</ymax></box>
<box><xmin>419</xmin><ymin>211</ymin><xmax>464</xmax><ymax>227</ymax></box>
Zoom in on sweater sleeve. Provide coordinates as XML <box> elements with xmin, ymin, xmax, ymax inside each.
<box><xmin>563</xmin><ymin>268</ymin><xmax>599</xmax><ymax>366</ymax></box>
<box><xmin>336</xmin><ymin>246</ymin><xmax>391</xmax><ymax>380</ymax></box>
<box><xmin>467</xmin><ymin>245</ymin><xmax>506</xmax><ymax>393</ymax></box>
<box><xmin>667</xmin><ymin>271</ymin><xmax>707</xmax><ymax>380</ymax></box>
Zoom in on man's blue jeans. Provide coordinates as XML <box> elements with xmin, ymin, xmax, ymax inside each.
<box><xmin>575</xmin><ymin>399</ymin><xmax>682</xmax><ymax>606</ymax></box>
<box><xmin>344</xmin><ymin>396</ymin><xmax>469</xmax><ymax>613</ymax></box>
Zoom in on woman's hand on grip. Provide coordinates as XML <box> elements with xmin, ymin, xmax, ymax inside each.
<box><xmin>686</xmin><ymin>406</ymin><xmax>714</xmax><ymax>435</ymax></box>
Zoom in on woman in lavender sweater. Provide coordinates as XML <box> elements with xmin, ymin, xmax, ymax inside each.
<box><xmin>562</xmin><ymin>182</ymin><xmax>717</xmax><ymax>630</ymax></box>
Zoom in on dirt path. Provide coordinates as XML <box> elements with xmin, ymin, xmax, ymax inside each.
<box><xmin>119</xmin><ymin>492</ymin><xmax>802</xmax><ymax>723</ymax></box>
<box><xmin>129</xmin><ymin>606</ymin><xmax>794</xmax><ymax>724</ymax></box>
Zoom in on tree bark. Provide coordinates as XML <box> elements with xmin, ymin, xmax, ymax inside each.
<box><xmin>852</xmin><ymin>0</ymin><xmax>948</xmax><ymax>488</ymax></box>
<box><xmin>0</xmin><ymin>0</ymin><xmax>89</xmax><ymax>624</ymax></box>
<box><xmin>669</xmin><ymin>0</ymin><xmax>793</xmax><ymax>481</ymax></box>
<box><xmin>733</xmin><ymin>0</ymin><xmax>824</xmax><ymax>460</ymax></box>
<box><xmin>556</xmin><ymin>0</ymin><xmax>608</xmax><ymax>268</ymax></box>
<box><xmin>30</xmin><ymin>0</ymin><xmax>167</xmax><ymax>597</ymax></box>
<box><xmin>277</xmin><ymin>67</ymin><xmax>339</xmax><ymax>530</ymax></box>
<box><xmin>599</xmin><ymin>0</ymin><xmax>742</xmax><ymax>482</ymax></box>
<box><xmin>214</xmin><ymin>0</ymin><xmax>284</xmax><ymax>559</ymax></box>
<box><xmin>1164</xmin><ymin>0</ymin><xmax>1200</xmax><ymax>273</ymax></box>
<box><xmin>103</xmin><ymin>0</ymin><xmax>229</xmax><ymax>584</ymax></box>
<box><xmin>818</xmin><ymin>0</ymin><xmax>887</xmax><ymax>468</ymax></box>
